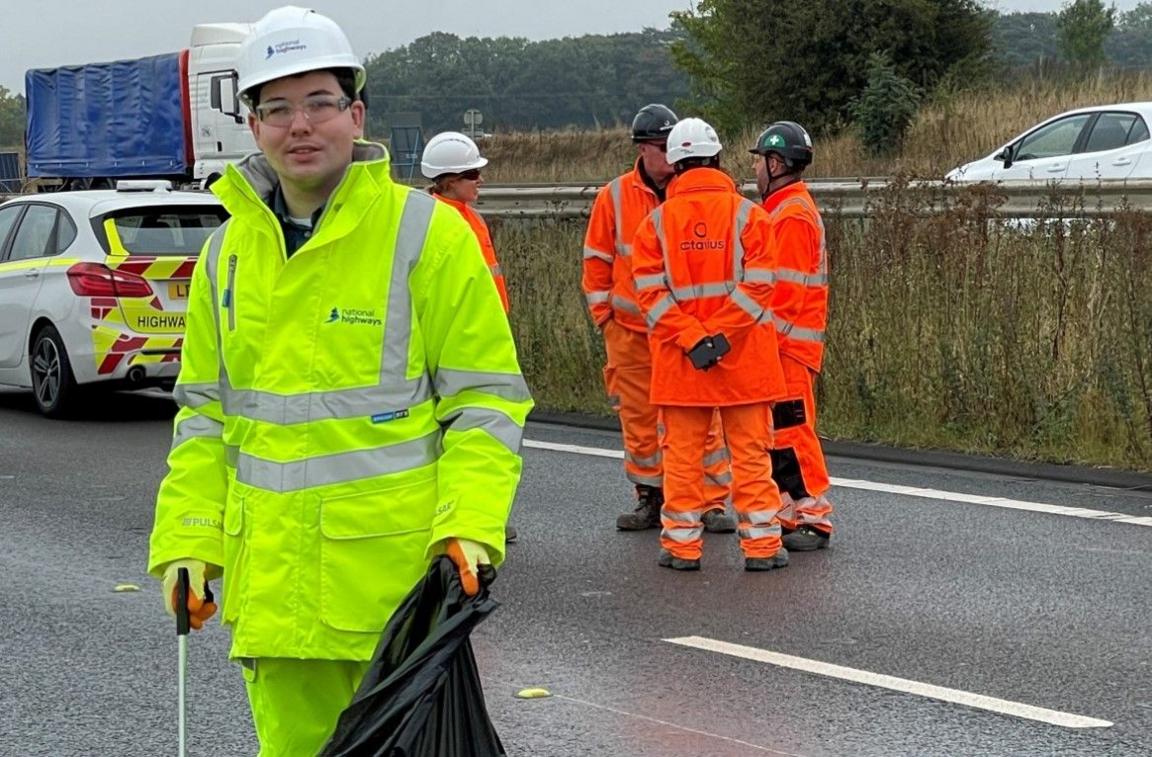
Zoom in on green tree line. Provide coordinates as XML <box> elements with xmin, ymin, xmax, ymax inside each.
<box><xmin>5</xmin><ymin>2</ymin><xmax>1152</xmax><ymax>148</ymax></box>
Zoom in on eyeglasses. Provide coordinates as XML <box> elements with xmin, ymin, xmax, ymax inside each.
<box><xmin>458</xmin><ymin>169</ymin><xmax>482</xmax><ymax>181</ymax></box>
<box><xmin>644</xmin><ymin>141</ymin><xmax>668</xmax><ymax>153</ymax></box>
<box><xmin>255</xmin><ymin>94</ymin><xmax>352</xmax><ymax>127</ymax></box>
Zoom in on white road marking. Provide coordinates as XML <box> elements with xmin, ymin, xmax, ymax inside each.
<box><xmin>664</xmin><ymin>636</ymin><xmax>1113</xmax><ymax>729</ymax></box>
<box><xmin>522</xmin><ymin>439</ymin><xmax>1152</xmax><ymax>527</ymax></box>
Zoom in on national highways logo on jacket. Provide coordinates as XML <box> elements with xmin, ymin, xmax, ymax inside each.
<box><xmin>325</xmin><ymin>307</ymin><xmax>383</xmax><ymax>326</ymax></box>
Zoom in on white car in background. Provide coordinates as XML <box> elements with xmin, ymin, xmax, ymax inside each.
<box><xmin>0</xmin><ymin>182</ymin><xmax>227</xmax><ymax>417</ymax></box>
<box><xmin>946</xmin><ymin>102</ymin><xmax>1152</xmax><ymax>182</ymax></box>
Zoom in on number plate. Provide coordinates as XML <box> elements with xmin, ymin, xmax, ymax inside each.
<box><xmin>169</xmin><ymin>282</ymin><xmax>190</xmax><ymax>299</ymax></box>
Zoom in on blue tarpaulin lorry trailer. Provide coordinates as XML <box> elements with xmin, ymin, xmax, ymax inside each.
<box><xmin>25</xmin><ymin>24</ymin><xmax>256</xmax><ymax>191</ymax></box>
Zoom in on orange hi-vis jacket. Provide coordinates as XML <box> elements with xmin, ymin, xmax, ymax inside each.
<box><xmin>433</xmin><ymin>193</ymin><xmax>510</xmax><ymax>313</ymax></box>
<box><xmin>632</xmin><ymin>167</ymin><xmax>787</xmax><ymax>406</ymax></box>
<box><xmin>582</xmin><ymin>162</ymin><xmax>662</xmax><ymax>332</ymax></box>
<box><xmin>762</xmin><ymin>181</ymin><xmax>827</xmax><ymax>371</ymax></box>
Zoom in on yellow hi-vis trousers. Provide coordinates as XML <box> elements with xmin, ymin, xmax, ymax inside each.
<box><xmin>241</xmin><ymin>657</ymin><xmax>371</xmax><ymax>756</ymax></box>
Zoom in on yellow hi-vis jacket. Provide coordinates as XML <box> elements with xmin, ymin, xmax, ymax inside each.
<box><xmin>147</xmin><ymin>143</ymin><xmax>533</xmax><ymax>660</ymax></box>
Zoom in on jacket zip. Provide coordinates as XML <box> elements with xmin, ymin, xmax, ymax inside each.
<box><xmin>225</xmin><ymin>254</ymin><xmax>238</xmax><ymax>331</ymax></box>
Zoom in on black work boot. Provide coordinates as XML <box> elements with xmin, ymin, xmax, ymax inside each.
<box><xmin>615</xmin><ymin>485</ymin><xmax>663</xmax><ymax>530</ymax></box>
<box><xmin>745</xmin><ymin>548</ymin><xmax>790</xmax><ymax>571</ymax></box>
<box><xmin>658</xmin><ymin>549</ymin><xmax>701</xmax><ymax>571</ymax></box>
<box><xmin>782</xmin><ymin>526</ymin><xmax>830</xmax><ymax>551</ymax></box>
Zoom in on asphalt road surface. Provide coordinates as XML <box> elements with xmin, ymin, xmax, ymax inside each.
<box><xmin>1</xmin><ymin>387</ymin><xmax>1150</xmax><ymax>756</ymax></box>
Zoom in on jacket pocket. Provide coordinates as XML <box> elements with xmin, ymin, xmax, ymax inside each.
<box><xmin>220</xmin><ymin>488</ymin><xmax>246</xmax><ymax>623</ymax></box>
<box><xmin>319</xmin><ymin>473</ymin><xmax>437</xmax><ymax>632</ymax></box>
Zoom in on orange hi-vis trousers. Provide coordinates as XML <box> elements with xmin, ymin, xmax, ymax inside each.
<box><xmin>770</xmin><ymin>354</ymin><xmax>833</xmax><ymax>534</ymax></box>
<box><xmin>660</xmin><ymin>403</ymin><xmax>782</xmax><ymax>560</ymax></box>
<box><xmin>602</xmin><ymin>321</ymin><xmax>730</xmax><ymax>504</ymax></box>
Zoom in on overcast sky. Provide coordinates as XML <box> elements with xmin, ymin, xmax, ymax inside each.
<box><xmin>1</xmin><ymin>1</ymin><xmax>1146</xmax><ymax>93</ymax></box>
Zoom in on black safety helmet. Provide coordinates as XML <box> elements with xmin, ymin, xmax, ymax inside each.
<box><xmin>750</xmin><ymin>121</ymin><xmax>814</xmax><ymax>169</ymax></box>
<box><xmin>631</xmin><ymin>103</ymin><xmax>678</xmax><ymax>143</ymax></box>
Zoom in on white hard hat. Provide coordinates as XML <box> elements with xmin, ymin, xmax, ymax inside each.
<box><xmin>238</xmin><ymin>6</ymin><xmax>366</xmax><ymax>105</ymax></box>
<box><xmin>666</xmin><ymin>117</ymin><xmax>723</xmax><ymax>164</ymax></box>
<box><xmin>421</xmin><ymin>132</ymin><xmax>489</xmax><ymax>179</ymax></box>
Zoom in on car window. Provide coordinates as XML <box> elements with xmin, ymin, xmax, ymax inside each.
<box><xmin>1128</xmin><ymin>117</ymin><xmax>1150</xmax><ymax>145</ymax></box>
<box><xmin>99</xmin><ymin>206</ymin><xmax>228</xmax><ymax>256</ymax></box>
<box><xmin>1084</xmin><ymin>113</ymin><xmax>1139</xmax><ymax>153</ymax></box>
<box><xmin>8</xmin><ymin>204</ymin><xmax>60</xmax><ymax>261</ymax></box>
<box><xmin>54</xmin><ymin>211</ymin><xmax>77</xmax><ymax>253</ymax></box>
<box><xmin>0</xmin><ymin>205</ymin><xmax>22</xmax><ymax>260</ymax></box>
<box><xmin>1015</xmin><ymin>114</ymin><xmax>1092</xmax><ymax>161</ymax></box>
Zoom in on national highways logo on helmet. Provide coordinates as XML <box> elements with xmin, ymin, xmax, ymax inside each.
<box><xmin>265</xmin><ymin>39</ymin><xmax>308</xmax><ymax>60</ymax></box>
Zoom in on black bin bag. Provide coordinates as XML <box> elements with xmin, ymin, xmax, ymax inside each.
<box><xmin>322</xmin><ymin>556</ymin><xmax>505</xmax><ymax>756</ymax></box>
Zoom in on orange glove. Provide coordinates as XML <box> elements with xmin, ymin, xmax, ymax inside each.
<box><xmin>443</xmin><ymin>539</ymin><xmax>494</xmax><ymax>596</ymax></box>
<box><xmin>161</xmin><ymin>559</ymin><xmax>218</xmax><ymax>630</ymax></box>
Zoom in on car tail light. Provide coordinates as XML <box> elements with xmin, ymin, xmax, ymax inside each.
<box><xmin>66</xmin><ymin>262</ymin><xmax>154</xmax><ymax>297</ymax></box>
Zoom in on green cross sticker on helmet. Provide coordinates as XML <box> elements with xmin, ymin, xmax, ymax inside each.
<box><xmin>750</xmin><ymin>121</ymin><xmax>814</xmax><ymax>169</ymax></box>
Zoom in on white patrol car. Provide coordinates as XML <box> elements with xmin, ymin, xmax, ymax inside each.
<box><xmin>0</xmin><ymin>181</ymin><xmax>227</xmax><ymax>417</ymax></box>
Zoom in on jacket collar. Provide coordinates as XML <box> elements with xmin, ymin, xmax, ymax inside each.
<box><xmin>213</xmin><ymin>141</ymin><xmax>392</xmax><ymax>223</ymax></box>
<box><xmin>762</xmin><ymin>180</ymin><xmax>810</xmax><ymax>213</ymax></box>
<box><xmin>666</xmin><ymin>166</ymin><xmax>738</xmax><ymax>198</ymax></box>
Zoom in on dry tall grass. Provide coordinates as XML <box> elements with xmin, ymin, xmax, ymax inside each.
<box><xmin>477</xmin><ymin>70</ymin><xmax>1152</xmax><ymax>184</ymax></box>
<box><xmin>493</xmin><ymin>185</ymin><xmax>1152</xmax><ymax>471</ymax></box>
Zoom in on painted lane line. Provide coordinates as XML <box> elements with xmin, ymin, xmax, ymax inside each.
<box><xmin>664</xmin><ymin>636</ymin><xmax>1113</xmax><ymax>729</ymax></box>
<box><xmin>523</xmin><ymin>440</ymin><xmax>1152</xmax><ymax>527</ymax></box>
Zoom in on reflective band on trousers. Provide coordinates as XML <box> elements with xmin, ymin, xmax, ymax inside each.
<box><xmin>702</xmin><ymin>448</ymin><xmax>729</xmax><ymax>466</ymax></box>
<box><xmin>586</xmin><ymin>290</ymin><xmax>610</xmax><ymax>305</ymax></box>
<box><xmin>664</xmin><ymin>526</ymin><xmax>705</xmax><ymax>543</ymax></box>
<box><xmin>739</xmin><ymin>526</ymin><xmax>781</xmax><ymax>540</ymax></box>
<box><xmin>664</xmin><ymin>508</ymin><xmax>704</xmax><ymax>524</ymax></box>
<box><xmin>627</xmin><ymin>450</ymin><xmax>662</xmax><ymax>468</ymax></box>
<box><xmin>235</xmin><ymin>431</ymin><xmax>441</xmax><ymax>493</ymax></box>
<box><xmin>706</xmin><ymin>471</ymin><xmax>734</xmax><ymax>486</ymax></box>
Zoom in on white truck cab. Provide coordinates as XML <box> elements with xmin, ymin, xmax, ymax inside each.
<box><xmin>188</xmin><ymin>23</ymin><xmax>257</xmax><ymax>186</ymax></box>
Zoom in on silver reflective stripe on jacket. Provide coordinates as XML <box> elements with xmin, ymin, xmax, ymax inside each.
<box><xmin>204</xmin><ymin>192</ymin><xmax>438</xmax><ymax>425</ymax></box>
<box><xmin>645</xmin><ymin>201</ymin><xmax>776</xmax><ymax>328</ymax></box>
<box><xmin>609</xmin><ymin>177</ymin><xmax>629</xmax><ymax>256</ymax></box>
<box><xmin>769</xmin><ymin>196</ymin><xmax>829</xmax><ymax>288</ymax></box>
<box><xmin>236</xmin><ymin>432</ymin><xmax>442</xmax><ymax>493</ymax></box>
<box><xmin>171</xmin><ymin>413</ymin><xmax>225</xmax><ymax>451</ymax></box>
<box><xmin>583</xmin><ymin>246</ymin><xmax>614</xmax><ymax>264</ymax></box>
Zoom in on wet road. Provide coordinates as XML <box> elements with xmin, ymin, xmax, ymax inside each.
<box><xmin>2</xmin><ymin>388</ymin><xmax>1150</xmax><ymax>756</ymax></box>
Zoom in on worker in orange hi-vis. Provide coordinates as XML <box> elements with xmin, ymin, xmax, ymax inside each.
<box><xmin>423</xmin><ymin>131</ymin><xmax>510</xmax><ymax>313</ymax></box>
<box><xmin>583</xmin><ymin>105</ymin><xmax>735</xmax><ymax>534</ymax></box>
<box><xmin>424</xmin><ymin>131</ymin><xmax>520</xmax><ymax>545</ymax></box>
<box><xmin>632</xmin><ymin>117</ymin><xmax>790</xmax><ymax>572</ymax></box>
<box><xmin>750</xmin><ymin>121</ymin><xmax>833</xmax><ymax>552</ymax></box>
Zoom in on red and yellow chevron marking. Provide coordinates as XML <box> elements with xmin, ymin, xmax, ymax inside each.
<box><xmin>91</xmin><ymin>326</ymin><xmax>184</xmax><ymax>375</ymax></box>
<box><xmin>104</xmin><ymin>256</ymin><xmax>197</xmax><ymax>281</ymax></box>
<box><xmin>83</xmin><ymin>234</ymin><xmax>197</xmax><ymax>374</ymax></box>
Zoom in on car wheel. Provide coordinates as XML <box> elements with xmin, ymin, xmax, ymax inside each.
<box><xmin>30</xmin><ymin>325</ymin><xmax>82</xmax><ymax>418</ymax></box>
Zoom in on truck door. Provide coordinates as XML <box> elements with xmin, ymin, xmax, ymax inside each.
<box><xmin>191</xmin><ymin>69</ymin><xmax>253</xmax><ymax>181</ymax></box>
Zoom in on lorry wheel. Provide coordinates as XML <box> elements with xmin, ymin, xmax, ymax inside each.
<box><xmin>30</xmin><ymin>325</ymin><xmax>83</xmax><ymax>418</ymax></box>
